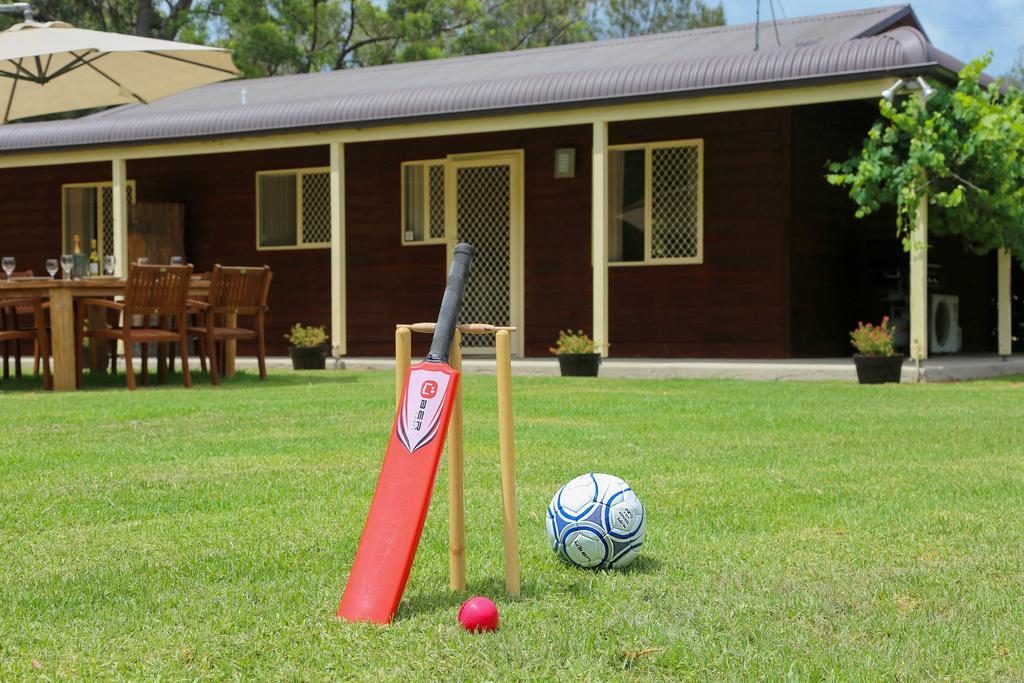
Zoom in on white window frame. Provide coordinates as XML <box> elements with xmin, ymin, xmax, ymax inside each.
<box><xmin>60</xmin><ymin>180</ymin><xmax>137</xmax><ymax>257</ymax></box>
<box><xmin>255</xmin><ymin>166</ymin><xmax>331</xmax><ymax>251</ymax></box>
<box><xmin>400</xmin><ymin>159</ymin><xmax>448</xmax><ymax>246</ymax></box>
<box><xmin>607</xmin><ymin>138</ymin><xmax>704</xmax><ymax>266</ymax></box>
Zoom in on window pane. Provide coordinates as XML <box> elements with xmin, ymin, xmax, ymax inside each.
<box><xmin>300</xmin><ymin>172</ymin><xmax>330</xmax><ymax>244</ymax></box>
<box><xmin>608</xmin><ymin>149</ymin><xmax>645</xmax><ymax>262</ymax></box>
<box><xmin>403</xmin><ymin>165</ymin><xmax>426</xmax><ymax>242</ymax></box>
<box><xmin>99</xmin><ymin>187</ymin><xmax>114</xmax><ymax>257</ymax></box>
<box><xmin>63</xmin><ymin>186</ymin><xmax>97</xmax><ymax>254</ymax></box>
<box><xmin>651</xmin><ymin>145</ymin><xmax>700</xmax><ymax>259</ymax></box>
<box><xmin>259</xmin><ymin>174</ymin><xmax>298</xmax><ymax>247</ymax></box>
<box><xmin>428</xmin><ymin>165</ymin><xmax>446</xmax><ymax>240</ymax></box>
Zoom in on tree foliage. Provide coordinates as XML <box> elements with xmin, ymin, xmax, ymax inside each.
<box><xmin>1006</xmin><ymin>46</ymin><xmax>1024</xmax><ymax>89</ymax></box>
<box><xmin>592</xmin><ymin>0</ymin><xmax>724</xmax><ymax>40</ymax></box>
<box><xmin>0</xmin><ymin>0</ymin><xmax>724</xmax><ymax>77</ymax></box>
<box><xmin>0</xmin><ymin>0</ymin><xmax>199</xmax><ymax>39</ymax></box>
<box><xmin>827</xmin><ymin>56</ymin><xmax>1024</xmax><ymax>256</ymax></box>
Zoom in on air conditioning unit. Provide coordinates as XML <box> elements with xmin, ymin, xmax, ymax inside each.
<box><xmin>930</xmin><ymin>294</ymin><xmax>960</xmax><ymax>354</ymax></box>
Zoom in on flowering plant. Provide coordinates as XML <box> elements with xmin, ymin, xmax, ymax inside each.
<box><xmin>549</xmin><ymin>329</ymin><xmax>598</xmax><ymax>355</ymax></box>
<box><xmin>850</xmin><ymin>317</ymin><xmax>896</xmax><ymax>356</ymax></box>
<box><xmin>285</xmin><ymin>323</ymin><xmax>328</xmax><ymax>348</ymax></box>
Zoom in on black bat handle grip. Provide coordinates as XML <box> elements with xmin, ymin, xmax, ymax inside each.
<box><xmin>426</xmin><ymin>243</ymin><xmax>475</xmax><ymax>363</ymax></box>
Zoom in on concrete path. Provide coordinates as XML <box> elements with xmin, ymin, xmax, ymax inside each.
<box><xmin>235</xmin><ymin>354</ymin><xmax>1024</xmax><ymax>382</ymax></box>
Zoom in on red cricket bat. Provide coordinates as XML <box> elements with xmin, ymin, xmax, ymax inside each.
<box><xmin>338</xmin><ymin>243</ymin><xmax>475</xmax><ymax>624</ymax></box>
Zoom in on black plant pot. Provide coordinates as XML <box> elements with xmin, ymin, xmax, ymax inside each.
<box><xmin>557</xmin><ymin>353</ymin><xmax>601</xmax><ymax>377</ymax></box>
<box><xmin>290</xmin><ymin>346</ymin><xmax>326</xmax><ymax>370</ymax></box>
<box><xmin>853</xmin><ymin>354</ymin><xmax>904</xmax><ymax>384</ymax></box>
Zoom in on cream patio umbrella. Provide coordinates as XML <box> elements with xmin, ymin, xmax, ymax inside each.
<box><xmin>0</xmin><ymin>6</ymin><xmax>239</xmax><ymax>123</ymax></box>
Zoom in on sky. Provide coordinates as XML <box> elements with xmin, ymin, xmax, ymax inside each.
<box><xmin>719</xmin><ymin>0</ymin><xmax>1023</xmax><ymax>75</ymax></box>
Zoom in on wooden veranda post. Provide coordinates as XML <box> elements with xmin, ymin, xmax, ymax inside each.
<box><xmin>909</xmin><ymin>92</ymin><xmax>929</xmax><ymax>369</ymax></box>
<box><xmin>909</xmin><ymin>192</ymin><xmax>928</xmax><ymax>364</ymax></box>
<box><xmin>998</xmin><ymin>248</ymin><xmax>1012</xmax><ymax>357</ymax></box>
<box><xmin>592</xmin><ymin>121</ymin><xmax>609</xmax><ymax>358</ymax></box>
<box><xmin>111</xmin><ymin>159</ymin><xmax>129</xmax><ymax>277</ymax></box>
<box><xmin>330</xmin><ymin>142</ymin><xmax>347</xmax><ymax>357</ymax></box>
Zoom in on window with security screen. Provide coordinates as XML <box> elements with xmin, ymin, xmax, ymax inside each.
<box><xmin>256</xmin><ymin>168</ymin><xmax>331</xmax><ymax>249</ymax></box>
<box><xmin>608</xmin><ymin>139</ymin><xmax>703</xmax><ymax>265</ymax></box>
<box><xmin>401</xmin><ymin>161</ymin><xmax>447</xmax><ymax>245</ymax></box>
<box><xmin>62</xmin><ymin>181</ymin><xmax>136</xmax><ymax>258</ymax></box>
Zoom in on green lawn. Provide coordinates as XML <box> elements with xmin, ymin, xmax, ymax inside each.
<box><xmin>2</xmin><ymin>370</ymin><xmax>1024</xmax><ymax>679</ymax></box>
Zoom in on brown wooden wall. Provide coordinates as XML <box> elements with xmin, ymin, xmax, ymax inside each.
<box><xmin>2</xmin><ymin>102</ymin><xmax>999</xmax><ymax>360</ymax></box>
<box><xmin>789</xmin><ymin>101</ymin><xmax>874</xmax><ymax>356</ymax></box>
<box><xmin>128</xmin><ymin>148</ymin><xmax>331</xmax><ymax>354</ymax></box>
<box><xmin>0</xmin><ymin>151</ymin><xmax>332</xmax><ymax>356</ymax></box>
<box><xmin>345</xmin><ymin>125</ymin><xmax>593</xmax><ymax>358</ymax></box>
<box><xmin>0</xmin><ymin>134</ymin><xmax>591</xmax><ymax>359</ymax></box>
<box><xmin>0</xmin><ymin>162</ymin><xmax>110</xmax><ymax>277</ymax></box>
<box><xmin>0</xmin><ymin>110</ymin><xmax>797</xmax><ymax>360</ymax></box>
<box><xmin>608</xmin><ymin>109</ymin><xmax>793</xmax><ymax>357</ymax></box>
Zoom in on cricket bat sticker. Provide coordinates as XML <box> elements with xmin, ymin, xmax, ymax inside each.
<box><xmin>396</xmin><ymin>369</ymin><xmax>454</xmax><ymax>454</ymax></box>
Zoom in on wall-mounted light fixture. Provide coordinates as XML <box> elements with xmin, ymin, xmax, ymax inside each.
<box><xmin>881</xmin><ymin>76</ymin><xmax>936</xmax><ymax>102</ymax></box>
<box><xmin>554</xmin><ymin>147</ymin><xmax>576</xmax><ymax>178</ymax></box>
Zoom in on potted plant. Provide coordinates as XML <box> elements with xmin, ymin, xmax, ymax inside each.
<box><xmin>850</xmin><ymin>317</ymin><xmax>904</xmax><ymax>384</ymax></box>
<box><xmin>550</xmin><ymin>329</ymin><xmax>601</xmax><ymax>377</ymax></box>
<box><xmin>285</xmin><ymin>324</ymin><xmax>328</xmax><ymax>370</ymax></box>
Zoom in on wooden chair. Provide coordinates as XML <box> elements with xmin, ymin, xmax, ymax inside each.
<box><xmin>0</xmin><ymin>295</ymin><xmax>51</xmax><ymax>390</ymax></box>
<box><xmin>75</xmin><ymin>264</ymin><xmax>194</xmax><ymax>390</ymax></box>
<box><xmin>1</xmin><ymin>270</ymin><xmax>38</xmax><ymax>378</ymax></box>
<box><xmin>188</xmin><ymin>265</ymin><xmax>272</xmax><ymax>385</ymax></box>
<box><xmin>166</xmin><ymin>272</ymin><xmax>211</xmax><ymax>376</ymax></box>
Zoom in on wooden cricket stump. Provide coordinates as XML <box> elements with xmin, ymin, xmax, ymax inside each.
<box><xmin>395</xmin><ymin>322</ymin><xmax>521</xmax><ymax>596</ymax></box>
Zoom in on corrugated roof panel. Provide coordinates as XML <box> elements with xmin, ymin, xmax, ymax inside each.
<box><xmin>0</xmin><ymin>5</ymin><xmax>962</xmax><ymax>155</ymax></box>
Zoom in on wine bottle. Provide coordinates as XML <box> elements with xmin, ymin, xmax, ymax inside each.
<box><xmin>89</xmin><ymin>239</ymin><xmax>100</xmax><ymax>276</ymax></box>
<box><xmin>71</xmin><ymin>234</ymin><xmax>87</xmax><ymax>279</ymax></box>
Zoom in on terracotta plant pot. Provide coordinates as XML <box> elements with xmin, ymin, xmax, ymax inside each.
<box><xmin>290</xmin><ymin>345</ymin><xmax>326</xmax><ymax>370</ymax></box>
<box><xmin>853</xmin><ymin>354</ymin><xmax>904</xmax><ymax>384</ymax></box>
<box><xmin>556</xmin><ymin>352</ymin><xmax>601</xmax><ymax>377</ymax></box>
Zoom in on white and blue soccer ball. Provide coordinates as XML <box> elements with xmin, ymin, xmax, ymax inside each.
<box><xmin>546</xmin><ymin>473</ymin><xmax>646</xmax><ymax>569</ymax></box>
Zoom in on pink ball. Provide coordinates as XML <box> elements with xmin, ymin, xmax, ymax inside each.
<box><xmin>458</xmin><ymin>596</ymin><xmax>499</xmax><ymax>632</ymax></box>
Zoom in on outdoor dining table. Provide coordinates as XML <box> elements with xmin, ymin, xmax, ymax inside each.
<box><xmin>0</xmin><ymin>276</ymin><xmax>236</xmax><ymax>391</ymax></box>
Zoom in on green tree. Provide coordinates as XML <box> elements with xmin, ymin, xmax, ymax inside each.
<box><xmin>201</xmin><ymin>0</ymin><xmax>347</xmax><ymax>76</ymax></box>
<box><xmin>437</xmin><ymin>0</ymin><xmax>592</xmax><ymax>57</ymax></box>
<box><xmin>593</xmin><ymin>0</ymin><xmax>724</xmax><ymax>39</ymax></box>
<box><xmin>200</xmin><ymin>0</ymin><xmax>594</xmax><ymax>76</ymax></box>
<box><xmin>0</xmin><ymin>0</ymin><xmax>199</xmax><ymax>39</ymax></box>
<box><xmin>827</xmin><ymin>56</ymin><xmax>1024</xmax><ymax>256</ymax></box>
<box><xmin>0</xmin><ymin>0</ymin><xmax>726</xmax><ymax>78</ymax></box>
<box><xmin>1006</xmin><ymin>46</ymin><xmax>1024</xmax><ymax>89</ymax></box>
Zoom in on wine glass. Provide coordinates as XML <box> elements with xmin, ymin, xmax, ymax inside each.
<box><xmin>46</xmin><ymin>259</ymin><xmax>59</xmax><ymax>278</ymax></box>
<box><xmin>104</xmin><ymin>255</ymin><xmax>115</xmax><ymax>276</ymax></box>
<box><xmin>60</xmin><ymin>254</ymin><xmax>74</xmax><ymax>279</ymax></box>
<box><xmin>2</xmin><ymin>256</ymin><xmax>14</xmax><ymax>279</ymax></box>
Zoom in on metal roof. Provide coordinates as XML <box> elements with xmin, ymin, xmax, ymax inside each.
<box><xmin>0</xmin><ymin>4</ymin><xmax>967</xmax><ymax>154</ymax></box>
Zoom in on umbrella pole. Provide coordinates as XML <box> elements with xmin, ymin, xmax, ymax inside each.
<box><xmin>0</xmin><ymin>4</ymin><xmax>34</xmax><ymax>22</ymax></box>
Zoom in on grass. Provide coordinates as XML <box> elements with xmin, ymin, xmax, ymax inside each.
<box><xmin>2</xmin><ymin>370</ymin><xmax>1024</xmax><ymax>679</ymax></box>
